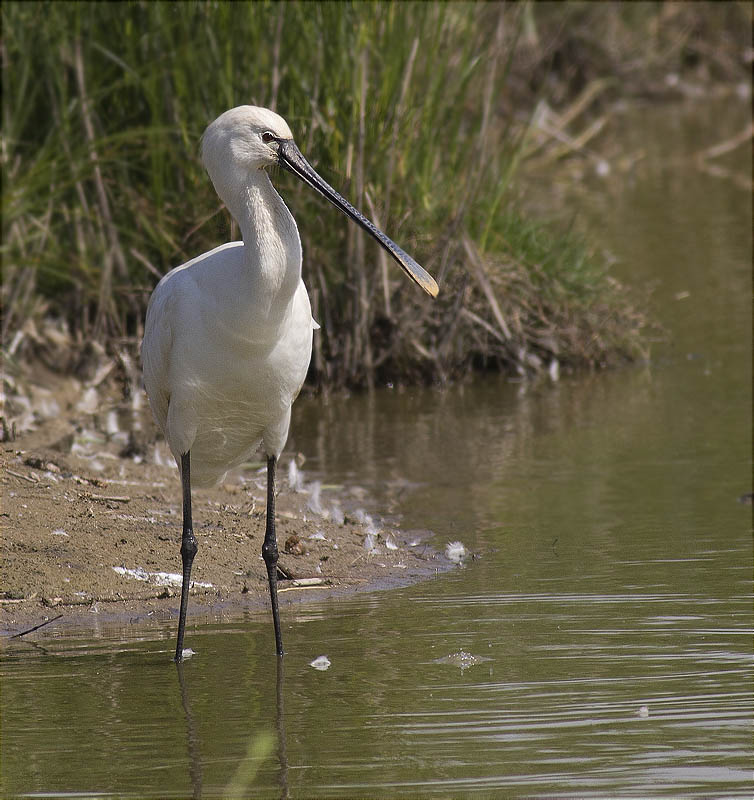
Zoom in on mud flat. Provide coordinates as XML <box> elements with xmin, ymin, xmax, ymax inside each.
<box><xmin>1</xmin><ymin>413</ymin><xmax>446</xmax><ymax>637</ymax></box>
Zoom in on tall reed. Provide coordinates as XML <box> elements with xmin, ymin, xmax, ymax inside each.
<box><xmin>2</xmin><ymin>1</ymin><xmax>667</xmax><ymax>386</ymax></box>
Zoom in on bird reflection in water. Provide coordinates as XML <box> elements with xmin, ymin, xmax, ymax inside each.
<box><xmin>175</xmin><ymin>657</ymin><xmax>289</xmax><ymax>799</ymax></box>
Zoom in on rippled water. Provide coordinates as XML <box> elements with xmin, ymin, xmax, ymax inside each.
<box><xmin>2</xmin><ymin>100</ymin><xmax>751</xmax><ymax>797</ymax></box>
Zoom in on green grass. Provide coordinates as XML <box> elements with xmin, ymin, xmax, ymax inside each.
<box><xmin>7</xmin><ymin>0</ymin><xmax>725</xmax><ymax>386</ymax></box>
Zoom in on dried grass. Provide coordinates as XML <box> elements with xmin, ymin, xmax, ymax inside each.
<box><xmin>4</xmin><ymin>1</ymin><xmax>740</xmax><ymax>391</ymax></box>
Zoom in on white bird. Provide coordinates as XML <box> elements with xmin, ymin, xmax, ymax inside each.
<box><xmin>141</xmin><ymin>106</ymin><xmax>438</xmax><ymax>661</ymax></box>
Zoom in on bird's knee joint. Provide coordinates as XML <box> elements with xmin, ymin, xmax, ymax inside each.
<box><xmin>262</xmin><ymin>540</ymin><xmax>278</xmax><ymax>566</ymax></box>
<box><xmin>181</xmin><ymin>532</ymin><xmax>198</xmax><ymax>562</ymax></box>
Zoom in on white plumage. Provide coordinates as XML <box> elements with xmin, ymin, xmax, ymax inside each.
<box><xmin>143</xmin><ymin>241</ymin><xmax>317</xmax><ymax>486</ymax></box>
<box><xmin>141</xmin><ymin>106</ymin><xmax>437</xmax><ymax>660</ymax></box>
<box><xmin>143</xmin><ymin>108</ymin><xmax>316</xmax><ymax>486</ymax></box>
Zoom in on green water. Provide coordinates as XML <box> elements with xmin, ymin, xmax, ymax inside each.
<box><xmin>1</xmin><ymin>99</ymin><xmax>751</xmax><ymax>798</ymax></box>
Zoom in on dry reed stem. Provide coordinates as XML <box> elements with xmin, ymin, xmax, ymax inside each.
<box><xmin>73</xmin><ymin>39</ymin><xmax>129</xmax><ymax>337</ymax></box>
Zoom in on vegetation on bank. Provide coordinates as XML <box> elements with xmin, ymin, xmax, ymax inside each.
<box><xmin>2</xmin><ymin>2</ymin><xmax>749</xmax><ymax>389</ymax></box>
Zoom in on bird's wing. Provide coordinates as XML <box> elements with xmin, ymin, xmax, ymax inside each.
<box><xmin>141</xmin><ymin>285</ymin><xmax>175</xmax><ymax>436</ymax></box>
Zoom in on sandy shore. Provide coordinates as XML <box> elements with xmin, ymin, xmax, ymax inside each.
<box><xmin>1</xmin><ymin>405</ymin><xmax>446</xmax><ymax>637</ymax></box>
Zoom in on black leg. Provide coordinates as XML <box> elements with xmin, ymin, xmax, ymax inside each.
<box><xmin>175</xmin><ymin>451</ymin><xmax>197</xmax><ymax>662</ymax></box>
<box><xmin>262</xmin><ymin>455</ymin><xmax>284</xmax><ymax>656</ymax></box>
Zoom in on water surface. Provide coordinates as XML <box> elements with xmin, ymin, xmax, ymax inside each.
<box><xmin>2</xmin><ymin>98</ymin><xmax>751</xmax><ymax>798</ymax></box>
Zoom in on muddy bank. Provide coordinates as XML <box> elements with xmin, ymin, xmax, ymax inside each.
<box><xmin>0</xmin><ymin>403</ymin><xmax>450</xmax><ymax>638</ymax></box>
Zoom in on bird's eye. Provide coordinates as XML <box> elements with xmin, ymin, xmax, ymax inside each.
<box><xmin>261</xmin><ymin>131</ymin><xmax>276</xmax><ymax>144</ymax></box>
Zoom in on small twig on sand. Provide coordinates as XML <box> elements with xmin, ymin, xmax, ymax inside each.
<box><xmin>83</xmin><ymin>493</ymin><xmax>131</xmax><ymax>503</ymax></box>
<box><xmin>6</xmin><ymin>469</ymin><xmax>38</xmax><ymax>483</ymax></box>
<box><xmin>278</xmin><ymin>577</ymin><xmax>328</xmax><ymax>593</ymax></box>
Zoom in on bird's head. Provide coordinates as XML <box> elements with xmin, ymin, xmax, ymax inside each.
<box><xmin>200</xmin><ymin>105</ymin><xmax>439</xmax><ymax>298</ymax></box>
<box><xmin>201</xmin><ymin>105</ymin><xmax>293</xmax><ymax>178</ymax></box>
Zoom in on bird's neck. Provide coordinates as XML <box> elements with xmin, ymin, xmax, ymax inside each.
<box><xmin>226</xmin><ymin>170</ymin><xmax>303</xmax><ymax>309</ymax></box>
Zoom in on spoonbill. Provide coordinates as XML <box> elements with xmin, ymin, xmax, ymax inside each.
<box><xmin>141</xmin><ymin>106</ymin><xmax>438</xmax><ymax>661</ymax></box>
